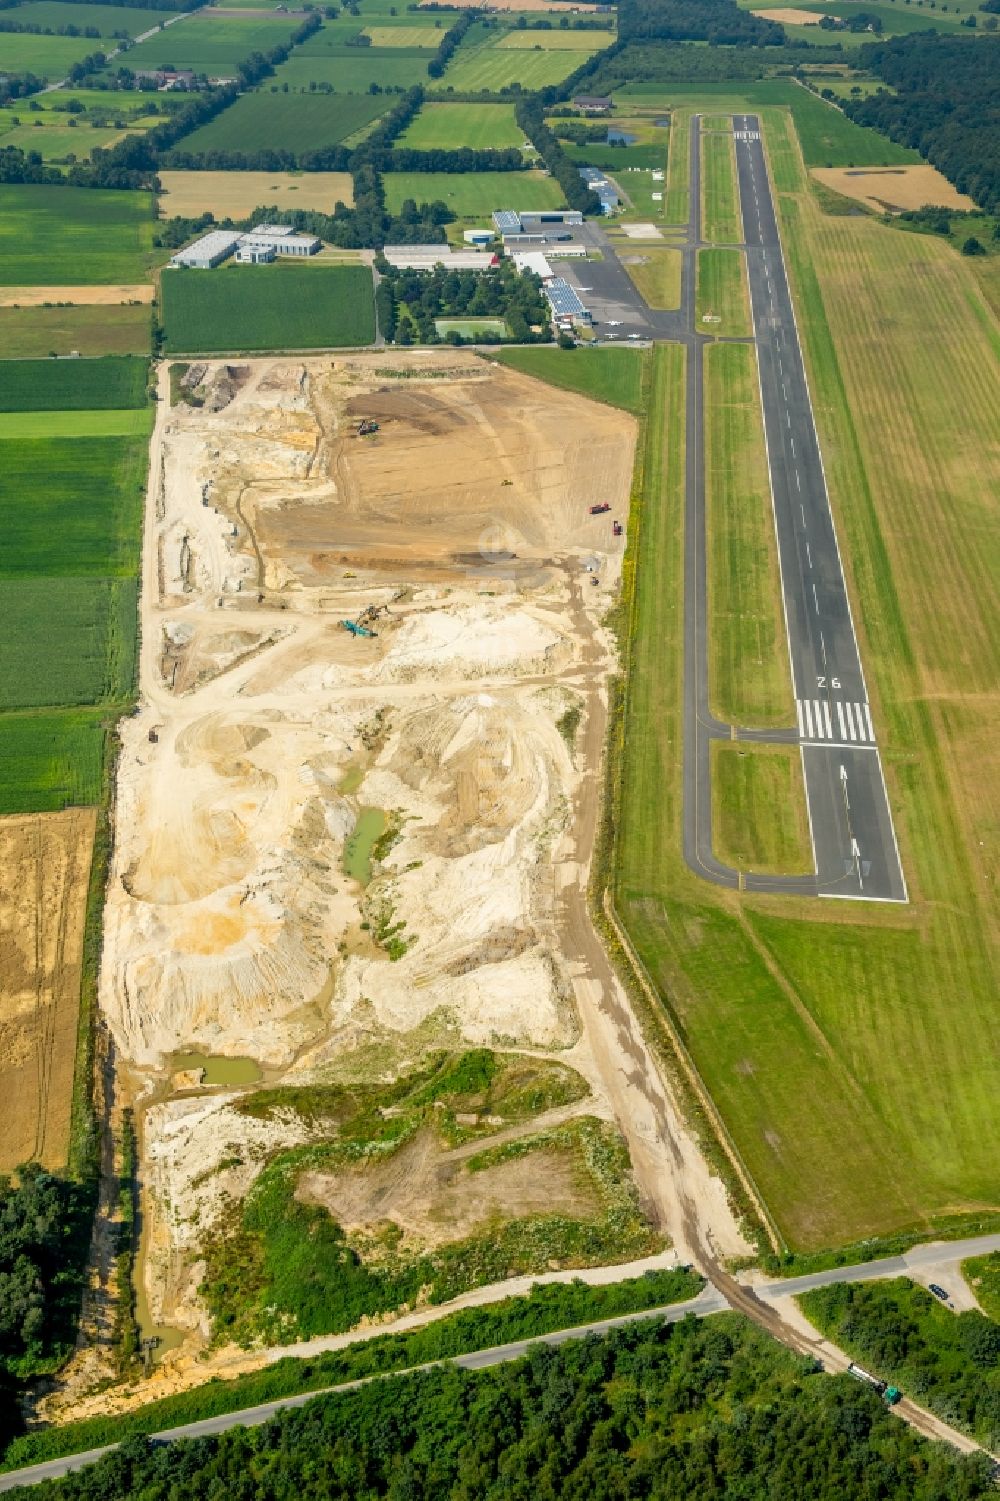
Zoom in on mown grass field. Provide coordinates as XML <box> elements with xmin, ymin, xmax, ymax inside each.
<box><xmin>493</xmin><ymin>345</ymin><xmax>647</xmax><ymax>414</ymax></box>
<box><xmin>0</xmin><ymin>303</ymin><xmax>151</xmax><ymax>358</ymax></box>
<box><xmin>497</xmin><ymin>27</ymin><xmax>616</xmax><ymax>48</ymax></box>
<box><xmin>705</xmin><ymin>341</ymin><xmax>793</xmax><ymax>727</ymax></box>
<box><xmin>10</xmin><ymin>0</ymin><xmax>182</xmax><ymax>36</ymax></box>
<box><xmin>383</xmin><ymin>170</ymin><xmax>564</xmax><ymax>217</ymax></box>
<box><xmin>0</xmin><ymin>186</ymin><xmax>155</xmax><ymax>286</ymax></box>
<box><xmin>270</xmin><ymin>48</ymin><xmax>429</xmax><ymax>92</ymax></box>
<box><xmin>399</xmin><ymin>102</ymin><xmax>523</xmax><ymax>152</ymax></box>
<box><xmin>121</xmin><ymin>11</ymin><xmax>301</xmax><ymax>73</ymax></box>
<box><xmin>621</xmin><ymin>81</ymin><xmax>920</xmax><ymax>168</ymax></box>
<box><xmin>0</xmin><ymin>355</ymin><xmax>147</xmax><ymax>411</ymax></box>
<box><xmin>363</xmin><ymin>24</ymin><xmax>439</xmax><ymax>46</ymax></box>
<box><xmin>0</xmin><ymin>121</ymin><xmax>137</xmax><ymax>162</ymax></box>
<box><xmin>439</xmin><ymin>40</ymin><xmax>597</xmax><ymax>91</ymax></box>
<box><xmin>701</xmin><ymin>127</ymin><xmax>741</xmax><ymax>245</ymax></box>
<box><xmin>607</xmin><ymin>108</ymin><xmax>1000</xmax><ymax>1252</ymax></box>
<box><xmin>696</xmin><ymin>247</ymin><xmax>751</xmax><ymax>337</ymax></box>
<box><xmin>620</xmin><ymin>248</ymin><xmax>681</xmax><ymax>310</ymax></box>
<box><xmin>0</xmin><ymin>31</ymin><xmax>111</xmax><ymax>79</ymax></box>
<box><xmin>664</xmin><ymin>108</ymin><xmax>690</xmax><ymax>224</ymax></box>
<box><xmin>179</xmin><ymin>91</ymin><xmax>389</xmax><ymax>154</ymax></box>
<box><xmin>160</xmin><ymin>264</ymin><xmax>375</xmax><ymax>353</ymax></box>
<box><xmin>0</xmin><ymin>435</ymin><xmax>147</xmax><ymax>577</ymax></box>
<box><xmin>711</xmin><ymin>743</ymin><xmax>812</xmax><ymax>875</ymax></box>
<box><xmin>0</xmin><ymin>408</ymin><xmax>150</xmax><ymax>438</ymax></box>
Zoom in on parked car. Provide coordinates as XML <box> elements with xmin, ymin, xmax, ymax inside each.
<box><xmin>929</xmin><ymin>1284</ymin><xmax>949</xmax><ymax>1302</ymax></box>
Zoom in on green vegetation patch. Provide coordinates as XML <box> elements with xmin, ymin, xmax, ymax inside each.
<box><xmin>696</xmin><ymin>246</ymin><xmax>751</xmax><ymax>337</ymax></box>
<box><xmin>0</xmin><ymin>1267</ymin><xmax>703</xmax><ymax>1472</ymax></box>
<box><xmin>0</xmin><ymin>31</ymin><xmax>109</xmax><ymax>80</ymax></box>
<box><xmin>440</xmin><ymin>42</ymin><xmax>597</xmax><ymax>92</ymax></box>
<box><xmin>705</xmin><ymin>340</ymin><xmax>793</xmax><ymax>726</ymax></box>
<box><xmin>0</xmin><ymin>578</ymin><xmax>137</xmax><ymax>711</ymax></box>
<box><xmin>8</xmin><ymin>1315</ymin><xmax>997</xmax><ymax>1497</ymax></box>
<box><xmin>8</xmin><ymin>1</ymin><xmax>182</xmax><ymax>37</ymax></box>
<box><xmin>712</xmin><ymin>743</ymin><xmax>812</xmax><ymax>874</ymax></box>
<box><xmin>0</xmin><ymin>435</ymin><xmax>146</xmax><ymax>577</ymax></box>
<box><xmin>197</xmin><ymin>1051</ymin><xmax>660</xmax><ymax>1346</ymax></box>
<box><xmin>0</xmin><ymin>186</ymin><xmax>155</xmax><ymax>286</ymax></box>
<box><xmin>493</xmin><ymin>345</ymin><xmax>648</xmax><ymax>414</ymax></box>
<box><xmin>121</xmin><ymin>12</ymin><xmax>302</xmax><ymax>74</ymax></box>
<box><xmin>399</xmin><ymin>102</ymin><xmax>523</xmax><ymax>152</ymax></box>
<box><xmin>800</xmin><ymin>1278</ymin><xmax>1000</xmax><ymax>1450</ymax></box>
<box><xmin>270</xmin><ymin>47</ymin><xmax>429</xmax><ymax>93</ymax></box>
<box><xmin>0</xmin><ymin>408</ymin><xmax>151</xmax><ymax>439</ymax></box>
<box><xmin>0</xmin><ymin>709</ymin><xmax>107</xmax><ymax>813</ymax></box>
<box><xmin>701</xmin><ymin>125</ymin><xmax>741</xmax><ymax>244</ymax></box>
<box><xmin>383</xmin><ymin>170</ymin><xmax>565</xmax><ymax>218</ymax></box>
<box><xmin>964</xmin><ymin>1253</ymin><xmax>1000</xmax><ymax>1324</ymax></box>
<box><xmin>620</xmin><ymin>247</ymin><xmax>682</xmax><ymax>310</ymax></box>
<box><xmin>0</xmin><ymin>355</ymin><xmax>147</xmax><ymax>411</ymax></box>
<box><xmin>0</xmin><ymin>304</ymin><xmax>151</xmax><ymax>359</ymax></box>
<box><xmin>160</xmin><ymin>264</ymin><xmax>375</xmax><ymax>354</ymax></box>
<box><xmin>178</xmin><ymin>91</ymin><xmax>390</xmax><ymax>155</ymax></box>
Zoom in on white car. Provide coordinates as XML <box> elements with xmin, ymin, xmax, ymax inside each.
<box><xmin>607</xmin><ymin>320</ymin><xmax>622</xmax><ymax>326</ymax></box>
<box><xmin>627</xmin><ymin>333</ymin><xmax>641</xmax><ymax>341</ymax></box>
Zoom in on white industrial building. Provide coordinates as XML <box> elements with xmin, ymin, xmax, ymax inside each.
<box><xmin>463</xmin><ymin>228</ymin><xmax>494</xmax><ymax>245</ymax></box>
<box><xmin>545</xmin><ymin>277</ymin><xmax>592</xmax><ymax>327</ymax></box>
<box><xmin>171</xmin><ymin>224</ymin><xmax>320</xmax><ymax>269</ymax></box>
<box><xmin>512</xmin><ymin>250</ymin><xmax>553</xmax><ymax>281</ymax></box>
<box><xmin>382</xmin><ymin>245</ymin><xmax>496</xmax><ymax>271</ymax></box>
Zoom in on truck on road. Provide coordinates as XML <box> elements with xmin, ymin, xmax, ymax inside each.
<box><xmin>847</xmin><ymin>1363</ymin><xmax>902</xmax><ymax>1405</ymax></box>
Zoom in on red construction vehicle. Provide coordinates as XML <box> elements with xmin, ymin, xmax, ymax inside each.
<box><xmin>613</xmin><ymin>520</ymin><xmax>623</xmax><ymax>536</ymax></box>
<box><xmin>589</xmin><ymin>502</ymin><xmax>611</xmax><ymax>515</ymax></box>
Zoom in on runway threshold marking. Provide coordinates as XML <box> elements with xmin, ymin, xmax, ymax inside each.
<box><xmin>798</xmin><ymin>699</ymin><xmax>876</xmax><ymax>743</ymax></box>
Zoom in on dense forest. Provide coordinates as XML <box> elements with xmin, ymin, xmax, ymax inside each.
<box><xmin>848</xmin><ymin>35</ymin><xmax>1000</xmax><ymax>212</ymax></box>
<box><xmin>376</xmin><ymin>259</ymin><xmax>550</xmax><ymax>344</ymax></box>
<box><xmin>8</xmin><ymin>1315</ymin><xmax>997</xmax><ymax>1499</ymax></box>
<box><xmin>619</xmin><ymin>0</ymin><xmax>785</xmax><ymax>47</ymax></box>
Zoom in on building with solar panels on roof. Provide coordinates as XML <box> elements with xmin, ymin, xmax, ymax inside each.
<box><xmin>545</xmin><ymin>277</ymin><xmax>591</xmax><ymax>327</ymax></box>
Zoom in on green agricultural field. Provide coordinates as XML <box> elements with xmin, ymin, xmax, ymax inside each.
<box><xmin>0</xmin><ymin>577</ymin><xmax>137</xmax><ymax>710</ymax></box>
<box><xmin>399</xmin><ymin>102</ymin><xmax>523</xmax><ymax>152</ymax></box>
<box><xmin>178</xmin><ymin>91</ymin><xmax>390</xmax><ymax>155</ymax></box>
<box><xmin>384</xmin><ymin>170</ymin><xmax>565</xmax><ymax>218</ymax></box>
<box><xmin>701</xmin><ymin>127</ymin><xmax>741</xmax><ymax>244</ymax></box>
<box><xmin>712</xmin><ymin>743</ymin><xmax>812</xmax><ymax>875</ymax></box>
<box><xmin>705</xmin><ymin>341</ymin><xmax>793</xmax><ymax>727</ymax></box>
<box><xmin>0</xmin><ymin>32</ymin><xmax>111</xmax><ymax>80</ymax></box>
<box><xmin>493</xmin><ymin>345</ymin><xmax>647</xmax><ymax>415</ymax></box>
<box><xmin>269</xmin><ymin>47</ymin><xmax>429</xmax><ymax>93</ymax></box>
<box><xmin>0</xmin><ymin>121</ymin><xmax>139</xmax><ymax>162</ymax></box>
<box><xmin>364</xmin><ymin>24</ymin><xmax>439</xmax><ymax>46</ymax></box>
<box><xmin>160</xmin><ymin>264</ymin><xmax>375</xmax><ymax>353</ymax></box>
<box><xmin>0</xmin><ymin>408</ymin><xmax>151</xmax><ymax>438</ymax></box>
<box><xmin>497</xmin><ymin>27</ymin><xmax>616</xmax><ymax>48</ymax></box>
<box><xmin>0</xmin><ymin>185</ymin><xmax>155</xmax><ymax>285</ymax></box>
<box><xmin>9</xmin><ymin>1</ymin><xmax>182</xmax><ymax>36</ymax></box>
<box><xmin>696</xmin><ymin>247</ymin><xmax>750</xmax><ymax>337</ymax></box>
<box><xmin>0</xmin><ymin>355</ymin><xmax>147</xmax><ymax>411</ymax></box>
<box><xmin>619</xmin><ymin>248</ymin><xmax>681</xmax><ymax>310</ymax></box>
<box><xmin>121</xmin><ymin>12</ymin><xmax>301</xmax><ymax>74</ymax></box>
<box><xmin>620</xmin><ymin>80</ymin><xmax>920</xmax><ymax>168</ymax></box>
<box><xmin>440</xmin><ymin>41</ymin><xmax>597</xmax><ymax>92</ymax></box>
<box><xmin>0</xmin><ymin>709</ymin><xmax>107</xmax><ymax>814</ymax></box>
<box><xmin>0</xmin><ymin>303</ymin><xmax>151</xmax><ymax>358</ymax></box>
<box><xmin>0</xmin><ymin>435</ymin><xmax>146</xmax><ymax>577</ymax></box>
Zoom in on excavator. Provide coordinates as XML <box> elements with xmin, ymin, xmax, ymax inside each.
<box><xmin>339</xmin><ymin>602</ymin><xmax>390</xmax><ymax>638</ymax></box>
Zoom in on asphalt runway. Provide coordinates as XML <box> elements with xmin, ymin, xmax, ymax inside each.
<box><xmin>680</xmin><ymin>114</ymin><xmax>907</xmax><ymax>902</ymax></box>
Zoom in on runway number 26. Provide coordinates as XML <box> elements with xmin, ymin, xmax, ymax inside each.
<box><xmin>817</xmin><ymin>676</ymin><xmax>841</xmax><ymax>689</ymax></box>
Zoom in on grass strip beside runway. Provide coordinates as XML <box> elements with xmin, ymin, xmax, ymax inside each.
<box><xmin>664</xmin><ymin>110</ymin><xmax>690</xmax><ymax>226</ymax></box>
<box><xmin>619</xmin><ymin>248</ymin><xmax>682</xmax><ymax>311</ymax></box>
<box><xmin>696</xmin><ymin>248</ymin><xmax>751</xmax><ymax>338</ymax></box>
<box><xmin>711</xmin><ymin>743</ymin><xmax>812</xmax><ymax>876</ymax></box>
<box><xmin>701</xmin><ymin>129</ymin><xmax>742</xmax><ymax>246</ymax></box>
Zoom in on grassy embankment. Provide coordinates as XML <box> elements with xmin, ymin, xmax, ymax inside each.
<box><xmin>799</xmin><ymin>1278</ymin><xmax>1000</xmax><ymax>1451</ymax></box>
<box><xmin>604</xmin><ymin>107</ymin><xmax>1000</xmax><ymax>1256</ymax></box>
<box><xmin>696</xmin><ymin>247</ymin><xmax>751</xmax><ymax>336</ymax></box>
<box><xmin>704</xmin><ymin>341</ymin><xmax>794</xmax><ymax>728</ymax></box>
<box><xmin>159</xmin><ymin>264</ymin><xmax>375</xmax><ymax>354</ymax></box>
<box><xmin>701</xmin><ymin>126</ymin><xmax>742</xmax><ymax>245</ymax></box>
<box><xmin>0</xmin><ymin>1267</ymin><xmax>703</xmax><ymax>1473</ymax></box>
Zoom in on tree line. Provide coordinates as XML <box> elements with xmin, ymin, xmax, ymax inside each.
<box><xmin>846</xmin><ymin>34</ymin><xmax>1000</xmax><ymax>212</ymax></box>
<box><xmin>375</xmin><ymin>258</ymin><xmax>551</xmax><ymax>344</ymax></box>
<box><xmin>5</xmin><ymin>1314</ymin><xmax>996</xmax><ymax>1498</ymax></box>
<box><xmin>426</xmin><ymin>6</ymin><xmax>478</xmax><ymax>79</ymax></box>
<box><xmin>515</xmin><ymin>96</ymin><xmax>602</xmax><ymax>215</ymax></box>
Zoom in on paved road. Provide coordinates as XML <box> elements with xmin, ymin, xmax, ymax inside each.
<box><xmin>682</xmin><ymin>113</ymin><xmax>907</xmax><ymax>901</ymax></box>
<box><xmin>5</xmin><ymin>1232</ymin><xmax>1000</xmax><ymax>1490</ymax></box>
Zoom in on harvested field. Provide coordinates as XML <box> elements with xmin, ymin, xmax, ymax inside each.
<box><xmin>0</xmin><ymin>285</ymin><xmax>154</xmax><ymax>308</ymax></box>
<box><xmin>810</xmin><ymin>165</ymin><xmax>976</xmax><ymax>214</ymax></box>
<box><xmin>158</xmin><ymin>171</ymin><xmax>355</xmax><ymax>220</ymax></box>
<box><xmin>752</xmin><ymin>7</ymin><xmax>821</xmax><ymax>21</ymax></box>
<box><xmin>0</xmin><ymin>809</ymin><xmax>96</xmax><ymax>1171</ymax></box>
<box><xmin>420</xmin><ymin>0</ymin><xmax>602</xmax><ymax>8</ymax></box>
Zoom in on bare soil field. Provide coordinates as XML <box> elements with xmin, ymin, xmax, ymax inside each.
<box><xmin>752</xmin><ymin>7</ymin><xmax>820</xmax><ymax>21</ymax></box>
<box><xmin>157</xmin><ymin>171</ymin><xmax>355</xmax><ymax>221</ymax></box>
<box><xmin>811</xmin><ymin>165</ymin><xmax>976</xmax><ymax>213</ymax></box>
<box><xmin>0</xmin><ymin>809</ymin><xmax>96</xmax><ymax>1171</ymax></box>
<box><xmin>0</xmin><ymin>284</ymin><xmax>154</xmax><ymax>307</ymax></box>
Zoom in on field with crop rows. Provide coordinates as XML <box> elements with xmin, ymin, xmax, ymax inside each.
<box><xmin>384</xmin><ymin>169</ymin><xmax>564</xmax><ymax>217</ymax></box>
<box><xmin>0</xmin><ymin>578</ymin><xmax>138</xmax><ymax>710</ymax></box>
<box><xmin>269</xmin><ymin>48</ymin><xmax>429</xmax><ymax>92</ymax></box>
<box><xmin>440</xmin><ymin>39</ymin><xmax>597</xmax><ymax>91</ymax></box>
<box><xmin>122</xmin><ymin>11</ymin><xmax>301</xmax><ymax>73</ymax></box>
<box><xmin>0</xmin><ymin>186</ymin><xmax>156</xmax><ymax>285</ymax></box>
<box><xmin>160</xmin><ymin>264</ymin><xmax>375</xmax><ymax>353</ymax></box>
<box><xmin>399</xmin><ymin>103</ymin><xmax>523</xmax><ymax>152</ymax></box>
<box><xmin>178</xmin><ymin>91</ymin><xmax>390</xmax><ymax>154</ymax></box>
<box><xmin>0</xmin><ymin>711</ymin><xmax>108</xmax><ymax>812</ymax></box>
<box><xmin>0</xmin><ymin>355</ymin><xmax>147</xmax><ymax>411</ymax></box>
<box><xmin>0</xmin><ymin>435</ymin><xmax>146</xmax><ymax>577</ymax></box>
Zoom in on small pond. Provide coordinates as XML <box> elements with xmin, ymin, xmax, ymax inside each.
<box><xmin>169</xmin><ymin>1052</ymin><xmax>262</xmax><ymax>1086</ymax></box>
<box><xmin>344</xmin><ymin>806</ymin><xmax>387</xmax><ymax>885</ymax></box>
<box><xmin>607</xmin><ymin>129</ymin><xmax>637</xmax><ymax>146</ymax></box>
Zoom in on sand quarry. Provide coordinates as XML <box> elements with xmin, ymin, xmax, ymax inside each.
<box><xmin>75</xmin><ymin>349</ymin><xmax>747</xmax><ymax>1404</ymax></box>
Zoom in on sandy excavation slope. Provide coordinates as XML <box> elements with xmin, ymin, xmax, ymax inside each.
<box><xmin>90</xmin><ymin>350</ymin><xmax>748</xmax><ymax>1373</ymax></box>
<box><xmin>0</xmin><ymin>809</ymin><xmax>96</xmax><ymax>1171</ymax></box>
